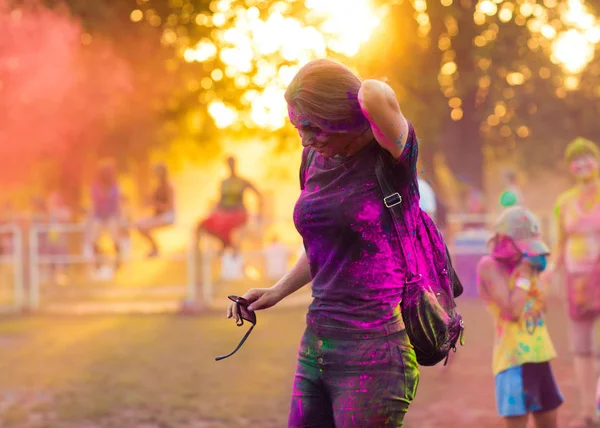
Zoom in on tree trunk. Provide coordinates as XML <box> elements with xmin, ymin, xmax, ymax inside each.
<box><xmin>442</xmin><ymin>89</ymin><xmax>485</xmax><ymax>192</ymax></box>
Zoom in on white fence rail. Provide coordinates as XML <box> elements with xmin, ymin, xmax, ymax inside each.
<box><xmin>27</xmin><ymin>222</ymin><xmax>198</xmax><ymax>312</ymax></box>
<box><xmin>0</xmin><ymin>211</ymin><xmax>556</xmax><ymax>314</ymax></box>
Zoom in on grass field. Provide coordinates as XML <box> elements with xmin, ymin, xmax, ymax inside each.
<box><xmin>0</xmin><ymin>297</ymin><xmax>591</xmax><ymax>428</ymax></box>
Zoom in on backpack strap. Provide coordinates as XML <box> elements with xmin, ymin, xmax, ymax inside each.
<box><xmin>374</xmin><ymin>150</ymin><xmax>421</xmax><ymax>283</ymax></box>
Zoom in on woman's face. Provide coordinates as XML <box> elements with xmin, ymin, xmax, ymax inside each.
<box><xmin>570</xmin><ymin>154</ymin><xmax>599</xmax><ymax>180</ymax></box>
<box><xmin>287</xmin><ymin>105</ymin><xmax>366</xmax><ymax>158</ymax></box>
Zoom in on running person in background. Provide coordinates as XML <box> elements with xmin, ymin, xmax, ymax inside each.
<box><xmin>546</xmin><ymin>137</ymin><xmax>600</xmax><ymax>427</ymax></box>
<box><xmin>196</xmin><ymin>156</ymin><xmax>262</xmax><ymax>256</ymax></box>
<box><xmin>477</xmin><ymin>206</ymin><xmax>562</xmax><ymax>428</ymax></box>
<box><xmin>136</xmin><ymin>163</ymin><xmax>176</xmax><ymax>257</ymax></box>
<box><xmin>88</xmin><ymin>158</ymin><xmax>122</xmax><ymax>272</ymax></box>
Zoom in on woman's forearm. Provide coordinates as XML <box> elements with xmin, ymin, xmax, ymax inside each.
<box><xmin>272</xmin><ymin>251</ymin><xmax>312</xmax><ymax>300</ymax></box>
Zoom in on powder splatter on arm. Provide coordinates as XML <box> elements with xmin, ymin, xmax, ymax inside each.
<box><xmin>357</xmin><ymin>79</ymin><xmax>409</xmax><ymax>160</ymax></box>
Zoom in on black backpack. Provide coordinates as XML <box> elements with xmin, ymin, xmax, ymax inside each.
<box><xmin>304</xmin><ymin>147</ymin><xmax>464</xmax><ymax>366</ymax></box>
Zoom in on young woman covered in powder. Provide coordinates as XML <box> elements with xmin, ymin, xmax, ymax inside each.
<box><xmin>548</xmin><ymin>137</ymin><xmax>600</xmax><ymax>427</ymax></box>
<box><xmin>477</xmin><ymin>206</ymin><xmax>562</xmax><ymax>428</ymax></box>
<box><xmin>228</xmin><ymin>59</ymin><xmax>423</xmax><ymax>426</ymax></box>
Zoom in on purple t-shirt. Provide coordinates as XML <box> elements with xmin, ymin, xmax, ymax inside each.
<box><xmin>294</xmin><ymin>124</ymin><xmax>420</xmax><ymax>333</ymax></box>
<box><xmin>91</xmin><ymin>183</ymin><xmax>120</xmax><ymax>220</ymax></box>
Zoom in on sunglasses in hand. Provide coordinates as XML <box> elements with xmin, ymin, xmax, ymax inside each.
<box><xmin>215</xmin><ymin>295</ymin><xmax>257</xmax><ymax>361</ymax></box>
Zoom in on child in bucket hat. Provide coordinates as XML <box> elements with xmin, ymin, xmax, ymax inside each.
<box><xmin>477</xmin><ymin>206</ymin><xmax>563</xmax><ymax>427</ymax></box>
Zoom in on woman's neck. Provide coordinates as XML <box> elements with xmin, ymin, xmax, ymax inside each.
<box><xmin>579</xmin><ymin>176</ymin><xmax>599</xmax><ymax>191</ymax></box>
<box><xmin>338</xmin><ymin>128</ymin><xmax>375</xmax><ymax>157</ymax></box>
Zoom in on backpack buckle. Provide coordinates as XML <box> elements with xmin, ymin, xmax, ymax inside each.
<box><xmin>384</xmin><ymin>193</ymin><xmax>402</xmax><ymax>208</ymax></box>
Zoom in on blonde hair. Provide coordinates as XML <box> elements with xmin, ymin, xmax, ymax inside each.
<box><xmin>284</xmin><ymin>59</ymin><xmax>369</xmax><ymax>133</ymax></box>
<box><xmin>565</xmin><ymin>137</ymin><xmax>600</xmax><ymax>163</ymax></box>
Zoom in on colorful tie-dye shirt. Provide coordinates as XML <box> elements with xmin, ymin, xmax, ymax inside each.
<box><xmin>293</xmin><ymin>124</ymin><xmax>420</xmax><ymax>332</ymax></box>
<box><xmin>554</xmin><ymin>184</ymin><xmax>600</xmax><ymax>274</ymax></box>
<box><xmin>482</xmin><ymin>264</ymin><xmax>556</xmax><ymax>375</ymax></box>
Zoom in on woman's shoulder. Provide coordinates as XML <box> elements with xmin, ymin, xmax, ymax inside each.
<box><xmin>555</xmin><ymin>187</ymin><xmax>578</xmax><ymax>207</ymax></box>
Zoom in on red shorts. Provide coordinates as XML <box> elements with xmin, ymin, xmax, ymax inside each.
<box><xmin>199</xmin><ymin>209</ymin><xmax>247</xmax><ymax>246</ymax></box>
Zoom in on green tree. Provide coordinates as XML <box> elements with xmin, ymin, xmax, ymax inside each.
<box><xmin>5</xmin><ymin>0</ymin><xmax>183</xmax><ymax>207</ymax></box>
<box><xmin>361</xmin><ymin>0</ymin><xmax>600</xmax><ymax>193</ymax></box>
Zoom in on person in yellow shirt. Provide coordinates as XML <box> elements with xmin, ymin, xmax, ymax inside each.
<box><xmin>477</xmin><ymin>206</ymin><xmax>562</xmax><ymax>428</ymax></box>
<box><xmin>196</xmin><ymin>156</ymin><xmax>263</xmax><ymax>256</ymax></box>
<box><xmin>546</xmin><ymin>137</ymin><xmax>600</xmax><ymax>427</ymax></box>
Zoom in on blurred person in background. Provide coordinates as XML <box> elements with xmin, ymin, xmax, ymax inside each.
<box><xmin>229</xmin><ymin>59</ymin><xmax>421</xmax><ymax>426</ymax></box>
<box><xmin>417</xmin><ymin>177</ymin><xmax>436</xmax><ymax>217</ymax></box>
<box><xmin>546</xmin><ymin>137</ymin><xmax>600</xmax><ymax>427</ymax></box>
<box><xmin>477</xmin><ymin>206</ymin><xmax>561</xmax><ymax>428</ymax></box>
<box><xmin>0</xmin><ymin>201</ymin><xmax>17</xmax><ymax>285</ymax></box>
<box><xmin>119</xmin><ymin>194</ymin><xmax>133</xmax><ymax>261</ymax></box>
<box><xmin>464</xmin><ymin>185</ymin><xmax>487</xmax><ymax>230</ymax></box>
<box><xmin>136</xmin><ymin>163</ymin><xmax>176</xmax><ymax>258</ymax></box>
<box><xmin>501</xmin><ymin>169</ymin><xmax>525</xmax><ymax>207</ymax></box>
<box><xmin>0</xmin><ymin>201</ymin><xmax>16</xmax><ymax>256</ymax></box>
<box><xmin>417</xmin><ymin>177</ymin><xmax>450</xmax><ymax>237</ymax></box>
<box><xmin>196</xmin><ymin>156</ymin><xmax>263</xmax><ymax>257</ymax></box>
<box><xmin>87</xmin><ymin>158</ymin><xmax>122</xmax><ymax>276</ymax></box>
<box><xmin>263</xmin><ymin>235</ymin><xmax>291</xmax><ymax>281</ymax></box>
<box><xmin>46</xmin><ymin>191</ymin><xmax>72</xmax><ymax>285</ymax></box>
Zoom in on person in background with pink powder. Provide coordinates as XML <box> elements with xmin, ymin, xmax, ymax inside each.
<box><xmin>546</xmin><ymin>137</ymin><xmax>600</xmax><ymax>427</ymax></box>
<box><xmin>477</xmin><ymin>206</ymin><xmax>562</xmax><ymax>428</ymax></box>
<box><xmin>87</xmin><ymin>158</ymin><xmax>122</xmax><ymax>273</ymax></box>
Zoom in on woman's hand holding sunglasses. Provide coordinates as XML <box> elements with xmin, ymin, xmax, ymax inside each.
<box><xmin>216</xmin><ymin>288</ymin><xmax>285</xmax><ymax>361</ymax></box>
<box><xmin>226</xmin><ymin>287</ymin><xmax>284</xmax><ymax>322</ymax></box>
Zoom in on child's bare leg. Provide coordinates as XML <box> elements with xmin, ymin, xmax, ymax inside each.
<box><xmin>505</xmin><ymin>415</ymin><xmax>528</xmax><ymax>428</ymax></box>
<box><xmin>533</xmin><ymin>409</ymin><xmax>558</xmax><ymax>428</ymax></box>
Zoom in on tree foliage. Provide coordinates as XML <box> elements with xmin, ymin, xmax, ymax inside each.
<box><xmin>361</xmin><ymin>0</ymin><xmax>600</xmax><ymax>190</ymax></box>
<box><xmin>1</xmin><ymin>0</ymin><xmax>181</xmax><ymax>207</ymax></box>
<box><xmin>5</xmin><ymin>0</ymin><xmax>600</xmax><ymax>203</ymax></box>
<box><xmin>0</xmin><ymin>2</ymin><xmax>131</xmax><ymax>186</ymax></box>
